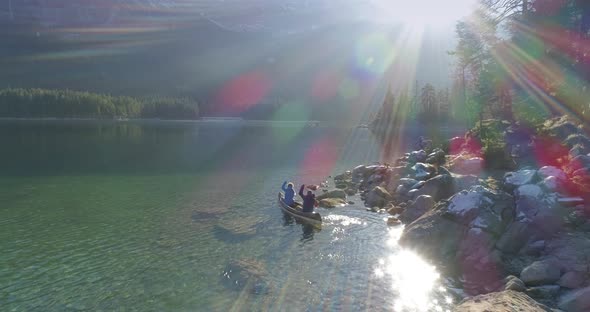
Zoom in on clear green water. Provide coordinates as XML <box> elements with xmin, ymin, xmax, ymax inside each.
<box><xmin>0</xmin><ymin>120</ymin><xmax>454</xmax><ymax>311</ymax></box>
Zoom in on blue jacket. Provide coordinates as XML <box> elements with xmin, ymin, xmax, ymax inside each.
<box><xmin>299</xmin><ymin>185</ymin><xmax>316</xmax><ymax>213</ymax></box>
<box><xmin>282</xmin><ymin>181</ymin><xmax>295</xmax><ymax>206</ymax></box>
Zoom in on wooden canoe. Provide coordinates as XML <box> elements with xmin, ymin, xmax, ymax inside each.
<box><xmin>278</xmin><ymin>192</ymin><xmax>322</xmax><ymax>225</ymax></box>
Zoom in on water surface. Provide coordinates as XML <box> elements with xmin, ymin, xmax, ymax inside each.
<box><xmin>0</xmin><ymin>120</ymin><xmax>456</xmax><ymax>311</ymax></box>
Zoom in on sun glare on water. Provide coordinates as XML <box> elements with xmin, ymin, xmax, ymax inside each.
<box><xmin>371</xmin><ymin>0</ymin><xmax>477</xmax><ymax>29</ymax></box>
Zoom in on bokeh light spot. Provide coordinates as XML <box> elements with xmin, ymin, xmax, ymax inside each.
<box><xmin>215</xmin><ymin>70</ymin><xmax>271</xmax><ymax>114</ymax></box>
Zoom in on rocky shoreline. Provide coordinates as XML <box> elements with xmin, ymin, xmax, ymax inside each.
<box><xmin>319</xmin><ymin>116</ymin><xmax>590</xmax><ymax>311</ymax></box>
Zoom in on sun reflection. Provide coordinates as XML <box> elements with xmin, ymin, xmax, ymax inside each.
<box><xmin>375</xmin><ymin>249</ymin><xmax>441</xmax><ymax>312</ymax></box>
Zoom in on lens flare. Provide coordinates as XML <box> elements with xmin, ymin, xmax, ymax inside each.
<box><xmin>215</xmin><ymin>70</ymin><xmax>271</xmax><ymax>114</ymax></box>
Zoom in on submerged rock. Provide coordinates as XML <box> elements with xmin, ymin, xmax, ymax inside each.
<box><xmin>316</xmin><ymin>189</ymin><xmax>346</xmax><ymax>200</ymax></box>
<box><xmin>221</xmin><ymin>259</ymin><xmax>272</xmax><ymax>295</ymax></box>
<box><xmin>454</xmin><ymin>290</ymin><xmax>553</xmax><ymax>312</ymax></box>
<box><xmin>319</xmin><ymin>198</ymin><xmax>346</xmax><ymax>208</ymax></box>
<box><xmin>504</xmin><ymin>275</ymin><xmax>527</xmax><ymax>292</ymax></box>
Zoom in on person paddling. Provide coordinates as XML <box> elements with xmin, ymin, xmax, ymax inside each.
<box><xmin>299</xmin><ymin>184</ymin><xmax>317</xmax><ymax>213</ymax></box>
<box><xmin>281</xmin><ymin>181</ymin><xmax>296</xmax><ymax>207</ymax></box>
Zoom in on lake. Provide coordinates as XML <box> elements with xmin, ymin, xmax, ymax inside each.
<box><xmin>0</xmin><ymin>120</ymin><xmax>458</xmax><ymax>311</ymax></box>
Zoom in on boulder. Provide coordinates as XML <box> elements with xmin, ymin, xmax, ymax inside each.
<box><xmin>537</xmin><ymin>166</ymin><xmax>567</xmax><ymax>181</ymax></box>
<box><xmin>504</xmin><ymin>169</ymin><xmax>537</xmax><ymax>191</ymax></box>
<box><xmin>515</xmin><ymin>184</ymin><xmax>544</xmax><ymax>199</ymax></box>
<box><xmin>398</xmin><ymin>178</ymin><xmax>419</xmax><ymax>189</ymax></box>
<box><xmin>558</xmin><ymin>271</ymin><xmax>587</xmax><ymax>289</ymax></box>
<box><xmin>411</xmin><ymin>162</ymin><xmax>436</xmax><ymax>180</ymax></box>
<box><xmin>387</xmin><ymin>206</ymin><xmax>405</xmax><ymax>215</ymax></box>
<box><xmin>452</xmin><ymin>174</ymin><xmax>479</xmax><ymax>193</ymax></box>
<box><xmin>520</xmin><ymin>260</ymin><xmax>561</xmax><ymax>286</ymax></box>
<box><xmin>526</xmin><ymin>285</ymin><xmax>561</xmax><ymax>306</ymax></box>
<box><xmin>365</xmin><ymin>186</ymin><xmax>392</xmax><ymax>208</ymax></box>
<box><xmin>399</xmin><ymin>206</ymin><xmax>467</xmax><ymax>264</ymax></box>
<box><xmin>319</xmin><ymin>198</ymin><xmax>346</xmax><ymax>208</ymax></box>
<box><xmin>399</xmin><ymin>195</ymin><xmax>435</xmax><ymax>223</ymax></box>
<box><xmin>446</xmin><ymin>185</ymin><xmax>515</xmax><ymax>237</ymax></box>
<box><xmin>504</xmin><ymin>275</ymin><xmax>527</xmax><ymax>292</ymax></box>
<box><xmin>495</xmin><ymin>221</ymin><xmax>531</xmax><ymax>254</ymax></box>
<box><xmin>426</xmin><ymin>148</ymin><xmax>446</xmax><ymax>165</ymax></box>
<box><xmin>540</xmin><ymin>176</ymin><xmax>559</xmax><ymax>192</ymax></box>
<box><xmin>414</xmin><ymin>174</ymin><xmax>455</xmax><ymax>201</ymax></box>
<box><xmin>558</xmin><ymin>286</ymin><xmax>590</xmax><ymax>312</ymax></box>
<box><xmin>387</xmin><ymin>216</ymin><xmax>402</xmax><ymax>226</ymax></box>
<box><xmin>408</xmin><ymin>149</ymin><xmax>427</xmax><ymax>163</ymax></box>
<box><xmin>316</xmin><ymin>189</ymin><xmax>346</xmax><ymax>200</ymax></box>
<box><xmin>454</xmin><ymin>290</ymin><xmax>553</xmax><ymax>312</ymax></box>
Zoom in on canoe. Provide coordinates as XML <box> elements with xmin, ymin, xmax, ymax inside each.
<box><xmin>278</xmin><ymin>192</ymin><xmax>322</xmax><ymax>225</ymax></box>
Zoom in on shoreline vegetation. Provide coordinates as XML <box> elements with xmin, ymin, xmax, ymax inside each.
<box><xmin>0</xmin><ymin>88</ymin><xmax>200</xmax><ymax>120</ymax></box>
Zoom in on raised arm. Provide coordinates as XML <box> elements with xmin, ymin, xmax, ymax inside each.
<box><xmin>281</xmin><ymin>181</ymin><xmax>287</xmax><ymax>191</ymax></box>
<box><xmin>299</xmin><ymin>185</ymin><xmax>305</xmax><ymax>198</ymax></box>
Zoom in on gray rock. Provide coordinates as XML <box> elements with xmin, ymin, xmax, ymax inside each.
<box><xmin>414</xmin><ymin>174</ymin><xmax>454</xmax><ymax>201</ymax></box>
<box><xmin>537</xmin><ymin>166</ymin><xmax>566</xmax><ymax>181</ymax></box>
<box><xmin>522</xmin><ymin>240</ymin><xmax>546</xmax><ymax>256</ymax></box>
<box><xmin>399</xmin><ymin>206</ymin><xmax>467</xmax><ymax>264</ymax></box>
<box><xmin>558</xmin><ymin>286</ymin><xmax>590</xmax><ymax>312</ymax></box>
<box><xmin>399</xmin><ymin>195</ymin><xmax>435</xmax><ymax>223</ymax></box>
<box><xmin>399</xmin><ymin>178</ymin><xmax>419</xmax><ymax>187</ymax></box>
<box><xmin>411</xmin><ymin>162</ymin><xmax>436</xmax><ymax>181</ymax></box>
<box><xmin>496</xmin><ymin>221</ymin><xmax>531</xmax><ymax>254</ymax></box>
<box><xmin>426</xmin><ymin>148</ymin><xmax>446</xmax><ymax>165</ymax></box>
<box><xmin>521</xmin><ymin>261</ymin><xmax>562</xmax><ymax>286</ymax></box>
<box><xmin>504</xmin><ymin>275</ymin><xmax>527</xmax><ymax>292</ymax></box>
<box><xmin>316</xmin><ymin>189</ymin><xmax>346</xmax><ymax>200</ymax></box>
<box><xmin>446</xmin><ymin>185</ymin><xmax>515</xmax><ymax>236</ymax></box>
<box><xmin>540</xmin><ymin>176</ymin><xmax>559</xmax><ymax>192</ymax></box>
<box><xmin>515</xmin><ymin>184</ymin><xmax>544</xmax><ymax>199</ymax></box>
<box><xmin>409</xmin><ymin>150</ymin><xmax>427</xmax><ymax>163</ymax></box>
<box><xmin>365</xmin><ymin>186</ymin><xmax>392</xmax><ymax>208</ymax></box>
<box><xmin>454</xmin><ymin>290</ymin><xmax>554</xmax><ymax>312</ymax></box>
<box><xmin>452</xmin><ymin>174</ymin><xmax>479</xmax><ymax>193</ymax></box>
<box><xmin>558</xmin><ymin>271</ymin><xmax>587</xmax><ymax>289</ymax></box>
<box><xmin>504</xmin><ymin>169</ymin><xmax>537</xmax><ymax>191</ymax></box>
<box><xmin>527</xmin><ymin>285</ymin><xmax>561</xmax><ymax>305</ymax></box>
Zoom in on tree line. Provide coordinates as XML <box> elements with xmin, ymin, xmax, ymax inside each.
<box><xmin>452</xmin><ymin>0</ymin><xmax>590</xmax><ymax>126</ymax></box>
<box><xmin>370</xmin><ymin>83</ymin><xmax>453</xmax><ymax>135</ymax></box>
<box><xmin>0</xmin><ymin>88</ymin><xmax>199</xmax><ymax>119</ymax></box>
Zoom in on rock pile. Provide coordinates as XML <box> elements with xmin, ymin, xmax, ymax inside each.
<box><xmin>328</xmin><ymin>116</ymin><xmax>590</xmax><ymax>310</ymax></box>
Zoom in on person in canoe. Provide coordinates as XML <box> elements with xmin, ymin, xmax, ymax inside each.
<box><xmin>299</xmin><ymin>184</ymin><xmax>318</xmax><ymax>213</ymax></box>
<box><xmin>281</xmin><ymin>181</ymin><xmax>296</xmax><ymax>207</ymax></box>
